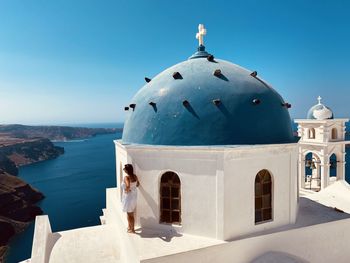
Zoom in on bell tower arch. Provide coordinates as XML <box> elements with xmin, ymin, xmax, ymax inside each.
<box><xmin>295</xmin><ymin>97</ymin><xmax>349</xmax><ymax>191</ymax></box>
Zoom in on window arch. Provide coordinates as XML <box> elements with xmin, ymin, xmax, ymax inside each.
<box><xmin>329</xmin><ymin>153</ymin><xmax>337</xmax><ymax>177</ymax></box>
<box><xmin>255</xmin><ymin>169</ymin><xmax>272</xmax><ymax>224</ymax></box>
<box><xmin>331</xmin><ymin>128</ymin><xmax>338</xmax><ymax>140</ymax></box>
<box><xmin>308</xmin><ymin>128</ymin><xmax>315</xmax><ymax>139</ymax></box>
<box><xmin>160</xmin><ymin>172</ymin><xmax>181</xmax><ymax>224</ymax></box>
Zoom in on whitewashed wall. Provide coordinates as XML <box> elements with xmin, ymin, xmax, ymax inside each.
<box><xmin>223</xmin><ymin>145</ymin><xmax>298</xmax><ymax>240</ymax></box>
<box><xmin>115</xmin><ymin>141</ymin><xmax>298</xmax><ymax>240</ymax></box>
<box><xmin>295</xmin><ymin>118</ymin><xmax>349</xmax><ymax>190</ymax></box>
<box><xmin>295</xmin><ymin>119</ymin><xmax>348</xmax><ymax>143</ymax></box>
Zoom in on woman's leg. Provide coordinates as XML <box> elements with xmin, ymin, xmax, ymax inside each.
<box><xmin>127</xmin><ymin>212</ymin><xmax>132</xmax><ymax>231</ymax></box>
<box><xmin>130</xmin><ymin>212</ymin><xmax>135</xmax><ymax>232</ymax></box>
<box><xmin>126</xmin><ymin>212</ymin><xmax>135</xmax><ymax>232</ymax></box>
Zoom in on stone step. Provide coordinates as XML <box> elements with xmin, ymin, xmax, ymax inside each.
<box><xmin>100</xmin><ymin>215</ymin><xmax>106</xmax><ymax>225</ymax></box>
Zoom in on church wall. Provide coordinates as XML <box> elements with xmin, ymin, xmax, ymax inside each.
<box><xmin>116</xmin><ymin>142</ymin><xmax>220</xmax><ymax>238</ymax></box>
<box><xmin>116</xmin><ymin>144</ymin><xmax>128</xmax><ymax>202</ymax></box>
<box><xmin>222</xmin><ymin>144</ymin><xmax>297</xmax><ymax>240</ymax></box>
<box><xmin>316</xmin><ymin>125</ymin><xmax>323</xmax><ymax>142</ymax></box>
<box><xmin>115</xmin><ymin>141</ymin><xmax>298</xmax><ymax>241</ymax></box>
<box><xmin>296</xmin><ymin>119</ymin><xmax>348</xmax><ymax>144</ymax></box>
<box><xmin>327</xmin><ymin>121</ymin><xmax>347</xmax><ymax>141</ymax></box>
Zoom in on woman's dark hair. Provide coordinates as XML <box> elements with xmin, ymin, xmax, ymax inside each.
<box><xmin>123</xmin><ymin>164</ymin><xmax>136</xmax><ymax>181</ymax></box>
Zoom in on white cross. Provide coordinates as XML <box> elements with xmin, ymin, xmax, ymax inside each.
<box><xmin>196</xmin><ymin>24</ymin><xmax>207</xmax><ymax>46</ymax></box>
<box><xmin>317</xmin><ymin>96</ymin><xmax>322</xmax><ymax>104</ymax></box>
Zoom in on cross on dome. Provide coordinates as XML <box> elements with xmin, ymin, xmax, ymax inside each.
<box><xmin>196</xmin><ymin>24</ymin><xmax>207</xmax><ymax>46</ymax></box>
<box><xmin>317</xmin><ymin>96</ymin><xmax>322</xmax><ymax>105</ymax></box>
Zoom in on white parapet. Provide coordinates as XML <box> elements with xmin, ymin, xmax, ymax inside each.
<box><xmin>143</xmin><ymin>218</ymin><xmax>350</xmax><ymax>263</ymax></box>
<box><xmin>30</xmin><ymin>215</ymin><xmax>53</xmax><ymax>263</ymax></box>
<box><xmin>105</xmin><ymin>187</ymin><xmax>140</xmax><ymax>263</ymax></box>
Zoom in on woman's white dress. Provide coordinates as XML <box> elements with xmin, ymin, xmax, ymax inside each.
<box><xmin>121</xmin><ymin>179</ymin><xmax>138</xmax><ymax>213</ymax></box>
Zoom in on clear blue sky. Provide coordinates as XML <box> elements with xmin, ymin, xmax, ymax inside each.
<box><xmin>0</xmin><ymin>0</ymin><xmax>349</xmax><ymax>124</ymax></box>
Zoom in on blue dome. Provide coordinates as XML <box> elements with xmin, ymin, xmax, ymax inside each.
<box><xmin>307</xmin><ymin>103</ymin><xmax>333</xmax><ymax>120</ymax></box>
<box><xmin>122</xmin><ymin>50</ymin><xmax>294</xmax><ymax>146</ymax></box>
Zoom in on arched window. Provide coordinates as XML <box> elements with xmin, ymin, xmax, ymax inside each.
<box><xmin>308</xmin><ymin>128</ymin><xmax>315</xmax><ymax>139</ymax></box>
<box><xmin>160</xmin><ymin>172</ymin><xmax>181</xmax><ymax>225</ymax></box>
<box><xmin>330</xmin><ymin>153</ymin><xmax>337</xmax><ymax>177</ymax></box>
<box><xmin>331</xmin><ymin>128</ymin><xmax>338</xmax><ymax>140</ymax></box>
<box><xmin>255</xmin><ymin>169</ymin><xmax>272</xmax><ymax>224</ymax></box>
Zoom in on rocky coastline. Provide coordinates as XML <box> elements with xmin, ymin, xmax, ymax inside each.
<box><xmin>0</xmin><ymin>138</ymin><xmax>64</xmax><ymax>262</ymax></box>
<box><xmin>0</xmin><ymin>124</ymin><xmax>118</xmax><ymax>262</ymax></box>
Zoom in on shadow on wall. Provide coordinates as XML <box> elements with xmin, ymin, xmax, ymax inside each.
<box><xmin>250</xmin><ymin>251</ymin><xmax>310</xmax><ymax>263</ymax></box>
<box><xmin>138</xmin><ymin>185</ymin><xmax>183</xmax><ymax>242</ymax></box>
<box><xmin>138</xmin><ymin>185</ymin><xmax>158</xmax><ymax>218</ymax></box>
<box><xmin>46</xmin><ymin>233</ymin><xmax>62</xmax><ymax>260</ymax></box>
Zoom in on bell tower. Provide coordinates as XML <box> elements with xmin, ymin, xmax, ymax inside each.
<box><xmin>295</xmin><ymin>97</ymin><xmax>349</xmax><ymax>191</ymax></box>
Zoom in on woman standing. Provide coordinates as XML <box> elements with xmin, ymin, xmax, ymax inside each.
<box><xmin>122</xmin><ymin>164</ymin><xmax>140</xmax><ymax>233</ymax></box>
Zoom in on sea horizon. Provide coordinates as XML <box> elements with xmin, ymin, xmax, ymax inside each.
<box><xmin>0</xmin><ymin>122</ymin><xmax>124</xmax><ymax>129</ymax></box>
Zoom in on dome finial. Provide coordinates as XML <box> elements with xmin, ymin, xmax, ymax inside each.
<box><xmin>189</xmin><ymin>24</ymin><xmax>210</xmax><ymax>59</ymax></box>
<box><xmin>317</xmin><ymin>96</ymin><xmax>322</xmax><ymax>105</ymax></box>
<box><xmin>196</xmin><ymin>24</ymin><xmax>207</xmax><ymax>46</ymax></box>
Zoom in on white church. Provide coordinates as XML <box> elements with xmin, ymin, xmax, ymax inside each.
<box><xmin>25</xmin><ymin>25</ymin><xmax>350</xmax><ymax>263</ymax></box>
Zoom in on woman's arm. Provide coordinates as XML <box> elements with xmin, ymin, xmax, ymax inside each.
<box><xmin>124</xmin><ymin>176</ymin><xmax>131</xmax><ymax>193</ymax></box>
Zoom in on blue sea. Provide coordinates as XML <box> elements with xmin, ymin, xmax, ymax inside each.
<box><xmin>5</xmin><ymin>122</ymin><xmax>350</xmax><ymax>262</ymax></box>
<box><xmin>6</xmin><ymin>123</ymin><xmax>122</xmax><ymax>263</ymax></box>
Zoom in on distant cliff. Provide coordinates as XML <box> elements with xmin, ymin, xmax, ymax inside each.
<box><xmin>0</xmin><ymin>124</ymin><xmax>120</xmax><ymax>141</ymax></box>
<box><xmin>0</xmin><ymin>138</ymin><xmax>64</xmax><ymax>167</ymax></box>
<box><xmin>0</xmin><ymin>172</ymin><xmax>44</xmax><ymax>243</ymax></box>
